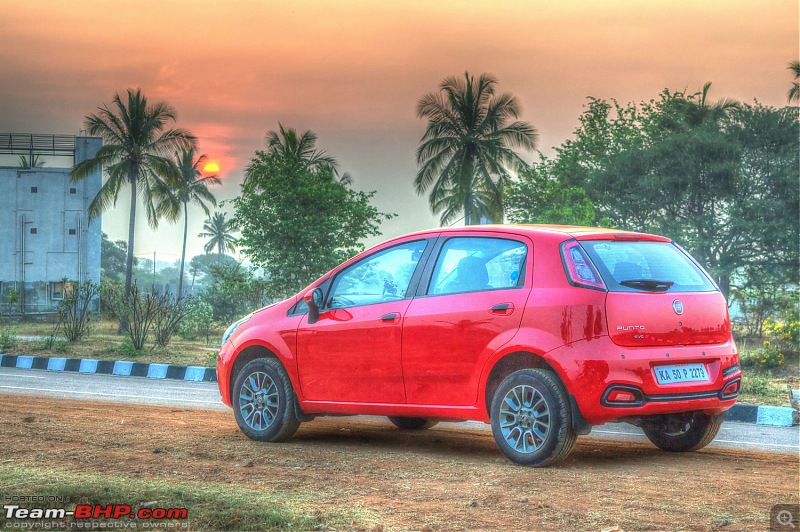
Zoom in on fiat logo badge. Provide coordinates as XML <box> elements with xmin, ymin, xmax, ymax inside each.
<box><xmin>672</xmin><ymin>300</ymin><xmax>684</xmax><ymax>315</ymax></box>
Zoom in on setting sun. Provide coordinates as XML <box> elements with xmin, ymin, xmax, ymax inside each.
<box><xmin>203</xmin><ymin>162</ymin><xmax>220</xmax><ymax>173</ymax></box>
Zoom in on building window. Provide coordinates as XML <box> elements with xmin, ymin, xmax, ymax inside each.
<box><xmin>51</xmin><ymin>282</ymin><xmax>75</xmax><ymax>301</ymax></box>
<box><xmin>68</xmin><ymin>229</ymin><xmax>76</xmax><ymax>235</ymax></box>
<box><xmin>30</xmin><ymin>228</ymin><xmax>37</xmax><ymax>234</ymax></box>
<box><xmin>31</xmin><ymin>186</ymin><xmax>38</xmax><ymax>193</ymax></box>
<box><xmin>69</xmin><ymin>187</ymin><xmax>77</xmax><ymax>194</ymax></box>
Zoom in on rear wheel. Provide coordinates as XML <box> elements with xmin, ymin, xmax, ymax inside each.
<box><xmin>490</xmin><ymin>368</ymin><xmax>576</xmax><ymax>467</ymax></box>
<box><xmin>642</xmin><ymin>411</ymin><xmax>722</xmax><ymax>452</ymax></box>
<box><xmin>232</xmin><ymin>358</ymin><xmax>300</xmax><ymax>442</ymax></box>
<box><xmin>388</xmin><ymin>417</ymin><xmax>439</xmax><ymax>430</ymax></box>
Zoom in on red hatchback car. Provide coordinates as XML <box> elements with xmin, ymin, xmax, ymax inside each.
<box><xmin>217</xmin><ymin>225</ymin><xmax>741</xmax><ymax>466</ymax></box>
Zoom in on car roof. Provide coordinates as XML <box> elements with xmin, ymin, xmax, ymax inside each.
<box><xmin>401</xmin><ymin>224</ymin><xmax>670</xmax><ymax>242</ymax></box>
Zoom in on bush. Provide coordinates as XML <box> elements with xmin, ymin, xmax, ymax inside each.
<box><xmin>0</xmin><ymin>326</ymin><xmax>16</xmax><ymax>350</ymax></box>
<box><xmin>740</xmin><ymin>343</ymin><xmax>785</xmax><ymax>370</ymax></box>
<box><xmin>178</xmin><ymin>300</ymin><xmax>214</xmax><ymax>342</ymax></box>
<box><xmin>115</xmin><ymin>338</ymin><xmax>144</xmax><ymax>358</ymax></box>
<box><xmin>152</xmin><ymin>292</ymin><xmax>191</xmax><ymax>348</ymax></box>
<box><xmin>101</xmin><ymin>283</ymin><xmax>159</xmax><ymax>350</ymax></box>
<box><xmin>58</xmin><ymin>280</ymin><xmax>99</xmax><ymax>342</ymax></box>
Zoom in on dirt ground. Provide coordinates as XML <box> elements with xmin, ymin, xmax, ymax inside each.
<box><xmin>1</xmin><ymin>396</ymin><xmax>797</xmax><ymax>531</ymax></box>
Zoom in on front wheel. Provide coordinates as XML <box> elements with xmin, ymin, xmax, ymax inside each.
<box><xmin>232</xmin><ymin>358</ymin><xmax>300</xmax><ymax>442</ymax></box>
<box><xmin>642</xmin><ymin>411</ymin><xmax>722</xmax><ymax>452</ymax></box>
<box><xmin>388</xmin><ymin>417</ymin><xmax>439</xmax><ymax>430</ymax></box>
<box><xmin>490</xmin><ymin>368</ymin><xmax>576</xmax><ymax>467</ymax></box>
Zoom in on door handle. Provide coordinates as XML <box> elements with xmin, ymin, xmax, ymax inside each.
<box><xmin>489</xmin><ymin>303</ymin><xmax>514</xmax><ymax>315</ymax></box>
<box><xmin>380</xmin><ymin>312</ymin><xmax>399</xmax><ymax>322</ymax></box>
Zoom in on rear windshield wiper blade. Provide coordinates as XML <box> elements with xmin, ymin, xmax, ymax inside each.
<box><xmin>619</xmin><ymin>279</ymin><xmax>675</xmax><ymax>291</ymax></box>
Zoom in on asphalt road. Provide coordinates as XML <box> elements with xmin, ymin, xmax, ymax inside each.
<box><xmin>1</xmin><ymin>366</ymin><xmax>798</xmax><ymax>455</ymax></box>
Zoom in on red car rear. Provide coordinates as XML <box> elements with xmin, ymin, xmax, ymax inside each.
<box><xmin>217</xmin><ymin>225</ymin><xmax>740</xmax><ymax>466</ymax></box>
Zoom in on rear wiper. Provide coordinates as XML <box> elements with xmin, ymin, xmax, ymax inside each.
<box><xmin>619</xmin><ymin>279</ymin><xmax>675</xmax><ymax>291</ymax></box>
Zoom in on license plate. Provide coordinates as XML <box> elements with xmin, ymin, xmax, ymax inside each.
<box><xmin>653</xmin><ymin>363</ymin><xmax>709</xmax><ymax>384</ymax></box>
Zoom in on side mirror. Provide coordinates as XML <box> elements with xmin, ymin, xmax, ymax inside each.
<box><xmin>304</xmin><ymin>288</ymin><xmax>324</xmax><ymax>324</ymax></box>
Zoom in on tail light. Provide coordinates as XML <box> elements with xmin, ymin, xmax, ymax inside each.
<box><xmin>560</xmin><ymin>241</ymin><xmax>607</xmax><ymax>290</ymax></box>
<box><xmin>721</xmin><ymin>379</ymin><xmax>740</xmax><ymax>399</ymax></box>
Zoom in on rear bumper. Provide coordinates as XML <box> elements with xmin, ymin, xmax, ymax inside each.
<box><xmin>548</xmin><ymin>336</ymin><xmax>741</xmax><ymax>425</ymax></box>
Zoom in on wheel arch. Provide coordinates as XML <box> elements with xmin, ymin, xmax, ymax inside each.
<box><xmin>229</xmin><ymin>344</ymin><xmax>280</xmax><ymax>403</ymax></box>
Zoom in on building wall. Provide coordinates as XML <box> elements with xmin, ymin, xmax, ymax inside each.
<box><xmin>0</xmin><ymin>137</ymin><xmax>102</xmax><ymax>314</ymax></box>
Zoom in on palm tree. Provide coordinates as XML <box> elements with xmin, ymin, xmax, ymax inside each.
<box><xmin>18</xmin><ymin>154</ymin><xmax>45</xmax><ymax>168</ymax></box>
<box><xmin>788</xmin><ymin>60</ymin><xmax>800</xmax><ymax>104</ymax></box>
<box><xmin>675</xmin><ymin>82</ymin><xmax>739</xmax><ymax>127</ymax></box>
<box><xmin>265</xmin><ymin>123</ymin><xmax>339</xmax><ymax>174</ymax></box>
<box><xmin>70</xmin><ymin>88</ymin><xmax>195</xmax><ymax>297</ymax></box>
<box><xmin>415</xmin><ymin>72</ymin><xmax>537</xmax><ymax>225</ymax></box>
<box><xmin>199</xmin><ymin>212</ymin><xmax>237</xmax><ymax>257</ymax></box>
<box><xmin>156</xmin><ymin>148</ymin><xmax>221</xmax><ymax>296</ymax></box>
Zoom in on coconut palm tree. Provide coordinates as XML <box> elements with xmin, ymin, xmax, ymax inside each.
<box><xmin>415</xmin><ymin>72</ymin><xmax>537</xmax><ymax>225</ymax></box>
<box><xmin>675</xmin><ymin>82</ymin><xmax>739</xmax><ymax>127</ymax></box>
<box><xmin>199</xmin><ymin>212</ymin><xmax>237</xmax><ymax>257</ymax></box>
<box><xmin>70</xmin><ymin>88</ymin><xmax>195</xmax><ymax>297</ymax></box>
<box><xmin>156</xmin><ymin>148</ymin><xmax>221</xmax><ymax>296</ymax></box>
<box><xmin>788</xmin><ymin>60</ymin><xmax>800</xmax><ymax>104</ymax></box>
<box><xmin>266</xmin><ymin>123</ymin><xmax>339</xmax><ymax>173</ymax></box>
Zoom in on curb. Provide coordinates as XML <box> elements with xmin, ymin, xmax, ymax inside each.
<box><xmin>726</xmin><ymin>403</ymin><xmax>798</xmax><ymax>427</ymax></box>
<box><xmin>0</xmin><ymin>354</ymin><xmax>217</xmax><ymax>383</ymax></box>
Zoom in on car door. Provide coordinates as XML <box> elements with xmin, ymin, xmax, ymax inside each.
<box><xmin>296</xmin><ymin>238</ymin><xmax>433</xmax><ymax>403</ymax></box>
<box><xmin>401</xmin><ymin>233</ymin><xmax>532</xmax><ymax>406</ymax></box>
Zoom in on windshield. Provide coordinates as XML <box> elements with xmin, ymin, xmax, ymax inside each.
<box><xmin>580</xmin><ymin>240</ymin><xmax>717</xmax><ymax>293</ymax></box>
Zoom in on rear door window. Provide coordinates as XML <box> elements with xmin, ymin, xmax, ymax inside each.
<box><xmin>428</xmin><ymin>237</ymin><xmax>527</xmax><ymax>295</ymax></box>
<box><xmin>580</xmin><ymin>240</ymin><xmax>716</xmax><ymax>292</ymax></box>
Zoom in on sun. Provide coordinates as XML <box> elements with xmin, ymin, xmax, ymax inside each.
<box><xmin>203</xmin><ymin>162</ymin><xmax>220</xmax><ymax>173</ymax></box>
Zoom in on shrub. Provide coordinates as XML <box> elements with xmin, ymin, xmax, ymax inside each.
<box><xmin>0</xmin><ymin>326</ymin><xmax>16</xmax><ymax>350</ymax></box>
<box><xmin>740</xmin><ymin>344</ymin><xmax>785</xmax><ymax>370</ymax></box>
<box><xmin>101</xmin><ymin>283</ymin><xmax>158</xmax><ymax>350</ymax></box>
<box><xmin>115</xmin><ymin>338</ymin><xmax>144</xmax><ymax>358</ymax></box>
<box><xmin>178</xmin><ymin>300</ymin><xmax>214</xmax><ymax>342</ymax></box>
<box><xmin>58</xmin><ymin>280</ymin><xmax>99</xmax><ymax>342</ymax></box>
<box><xmin>152</xmin><ymin>292</ymin><xmax>191</xmax><ymax>348</ymax></box>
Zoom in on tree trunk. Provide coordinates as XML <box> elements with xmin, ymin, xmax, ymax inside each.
<box><xmin>177</xmin><ymin>201</ymin><xmax>188</xmax><ymax>298</ymax></box>
<box><xmin>120</xmin><ymin>174</ymin><xmax>137</xmax><ymax>334</ymax></box>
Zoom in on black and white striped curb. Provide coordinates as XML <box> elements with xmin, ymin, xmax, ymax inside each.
<box><xmin>0</xmin><ymin>354</ymin><xmax>217</xmax><ymax>382</ymax></box>
<box><xmin>725</xmin><ymin>403</ymin><xmax>798</xmax><ymax>427</ymax></box>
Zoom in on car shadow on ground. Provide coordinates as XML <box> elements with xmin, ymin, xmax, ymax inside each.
<box><xmin>277</xmin><ymin>418</ymin><xmax>674</xmax><ymax>466</ymax></box>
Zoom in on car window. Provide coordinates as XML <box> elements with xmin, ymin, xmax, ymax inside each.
<box><xmin>428</xmin><ymin>237</ymin><xmax>527</xmax><ymax>295</ymax></box>
<box><xmin>328</xmin><ymin>240</ymin><xmax>427</xmax><ymax>308</ymax></box>
<box><xmin>581</xmin><ymin>240</ymin><xmax>716</xmax><ymax>292</ymax></box>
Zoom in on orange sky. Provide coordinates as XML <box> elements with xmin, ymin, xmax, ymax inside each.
<box><xmin>1</xmin><ymin>0</ymin><xmax>797</xmax><ymax>263</ymax></box>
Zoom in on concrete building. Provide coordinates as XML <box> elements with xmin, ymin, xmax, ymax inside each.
<box><xmin>0</xmin><ymin>134</ymin><xmax>102</xmax><ymax>314</ymax></box>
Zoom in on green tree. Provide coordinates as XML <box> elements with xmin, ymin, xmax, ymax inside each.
<box><xmin>199</xmin><ymin>212</ymin><xmax>237</xmax><ymax>257</ymax></box>
<box><xmin>788</xmin><ymin>60</ymin><xmax>800</xmax><ymax>104</ymax></box>
<box><xmin>70</xmin><ymin>88</ymin><xmax>195</xmax><ymax>298</ymax></box>
<box><xmin>553</xmin><ymin>87</ymin><xmax>798</xmax><ymax>300</ymax></box>
<box><xmin>415</xmin><ymin>72</ymin><xmax>537</xmax><ymax>225</ymax></box>
<box><xmin>101</xmin><ymin>233</ymin><xmax>136</xmax><ymax>281</ymax></box>
<box><xmin>505</xmin><ymin>156</ymin><xmax>597</xmax><ymax>226</ymax></box>
<box><xmin>232</xmin><ymin>153</ymin><xmax>392</xmax><ymax>298</ymax></box>
<box><xmin>200</xmin><ymin>262</ymin><xmax>266</xmax><ymax>322</ymax></box>
<box><xmin>156</xmin><ymin>148</ymin><xmax>220</xmax><ymax>296</ymax></box>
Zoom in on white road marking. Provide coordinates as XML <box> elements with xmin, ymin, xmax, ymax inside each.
<box><xmin>0</xmin><ymin>385</ymin><xmax>221</xmax><ymax>404</ymax></box>
<box><xmin>0</xmin><ymin>374</ymin><xmax>46</xmax><ymax>379</ymax></box>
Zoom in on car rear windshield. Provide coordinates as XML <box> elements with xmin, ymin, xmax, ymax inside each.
<box><xmin>580</xmin><ymin>240</ymin><xmax>717</xmax><ymax>293</ymax></box>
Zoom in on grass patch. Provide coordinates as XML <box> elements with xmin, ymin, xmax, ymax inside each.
<box><xmin>0</xmin><ymin>463</ymin><xmax>365</xmax><ymax>530</ymax></box>
<box><xmin>739</xmin><ymin>372</ymin><xmax>790</xmax><ymax>407</ymax></box>
<box><xmin>4</xmin><ymin>320</ymin><xmax>223</xmax><ymax>367</ymax></box>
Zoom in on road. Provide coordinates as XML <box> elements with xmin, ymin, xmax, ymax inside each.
<box><xmin>1</xmin><ymin>366</ymin><xmax>797</xmax><ymax>454</ymax></box>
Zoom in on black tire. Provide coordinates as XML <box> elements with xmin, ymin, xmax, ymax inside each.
<box><xmin>490</xmin><ymin>368</ymin><xmax>576</xmax><ymax>467</ymax></box>
<box><xmin>642</xmin><ymin>411</ymin><xmax>722</xmax><ymax>452</ymax></box>
<box><xmin>388</xmin><ymin>416</ymin><xmax>439</xmax><ymax>430</ymax></box>
<box><xmin>232</xmin><ymin>358</ymin><xmax>300</xmax><ymax>442</ymax></box>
